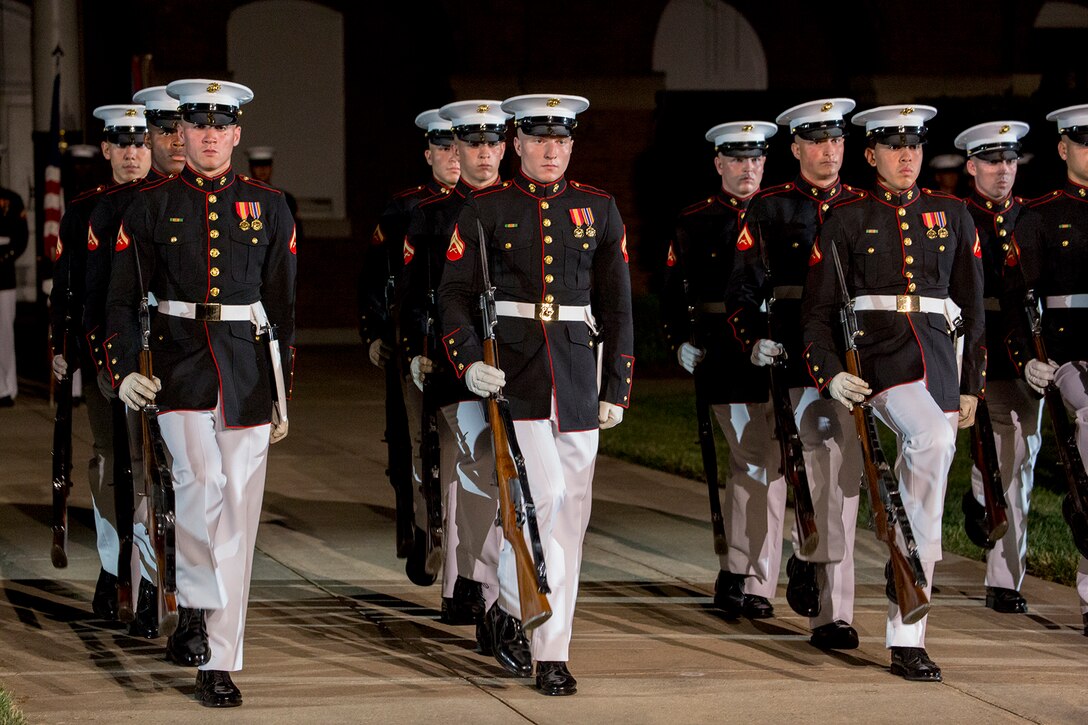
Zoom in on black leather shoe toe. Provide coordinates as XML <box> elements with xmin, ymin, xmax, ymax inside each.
<box><xmin>128</xmin><ymin>578</ymin><xmax>159</xmax><ymax>639</ymax></box>
<box><xmin>167</xmin><ymin>606</ymin><xmax>210</xmax><ymax>666</ymax></box>
<box><xmin>196</xmin><ymin>670</ymin><xmax>242</xmax><ymax>708</ymax></box>
<box><xmin>535</xmin><ymin>661</ymin><xmax>577</xmax><ymax>696</ymax></box>
<box><xmin>713</xmin><ymin>570</ymin><xmax>744</xmax><ymax>619</ymax></box>
<box><xmin>742</xmin><ymin>594</ymin><xmax>774</xmax><ymax>619</ymax></box>
<box><xmin>487</xmin><ymin>604</ymin><xmax>533</xmax><ymax>677</ymax></box>
<box><xmin>985</xmin><ymin>586</ymin><xmax>1027</xmax><ymax>614</ymax></box>
<box><xmin>889</xmin><ymin>647</ymin><xmax>942</xmax><ymax>682</ymax></box>
<box><xmin>92</xmin><ymin>568</ymin><xmax>119</xmax><ymax>621</ymax></box>
<box><xmin>810</xmin><ymin>620</ymin><xmax>859</xmax><ymax>650</ymax></box>
<box><xmin>441</xmin><ymin>576</ymin><xmax>484</xmax><ymax>625</ymax></box>
<box><xmin>786</xmin><ymin>555</ymin><xmax>821</xmax><ymax>617</ymax></box>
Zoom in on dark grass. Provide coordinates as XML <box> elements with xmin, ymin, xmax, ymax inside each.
<box><xmin>601</xmin><ymin>375</ymin><xmax>1080</xmax><ymax>586</ymax></box>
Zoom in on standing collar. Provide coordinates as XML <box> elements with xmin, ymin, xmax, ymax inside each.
<box><xmin>873</xmin><ymin>180</ymin><xmax>920</xmax><ymax>207</ymax></box>
<box><xmin>794</xmin><ymin>174</ymin><xmax>842</xmax><ymax>202</ymax></box>
<box><xmin>969</xmin><ymin>189</ymin><xmax>1014</xmax><ymax>212</ymax></box>
<box><xmin>180</xmin><ymin>163</ymin><xmax>236</xmax><ymax>192</ymax></box>
<box><xmin>513</xmin><ymin>171</ymin><xmax>567</xmax><ymax>199</ymax></box>
<box><xmin>1063</xmin><ymin>178</ymin><xmax>1088</xmax><ymax>201</ymax></box>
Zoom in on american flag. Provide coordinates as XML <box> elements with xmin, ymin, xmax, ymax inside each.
<box><xmin>43</xmin><ymin>70</ymin><xmax>64</xmax><ymax>263</ymax></box>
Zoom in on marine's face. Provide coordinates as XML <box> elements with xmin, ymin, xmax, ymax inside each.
<box><xmin>866</xmin><ymin>143</ymin><xmax>922</xmax><ymax>192</ymax></box>
<box><xmin>714</xmin><ymin>154</ymin><xmax>765</xmax><ymax>198</ymax></box>
<box><xmin>101</xmin><ymin>138</ymin><xmax>151</xmax><ymax>183</ymax></box>
<box><xmin>181</xmin><ymin>120</ymin><xmax>241</xmax><ymax>177</ymax></box>
<box><xmin>966</xmin><ymin>157</ymin><xmax>1017</xmax><ymax>202</ymax></box>
<box><xmin>425</xmin><ymin>142</ymin><xmax>461</xmax><ymax>187</ymax></box>
<box><xmin>1058</xmin><ymin>136</ymin><xmax>1088</xmax><ymax>186</ymax></box>
<box><xmin>792</xmin><ymin>136</ymin><xmax>844</xmax><ymax>186</ymax></box>
<box><xmin>148</xmin><ymin>123</ymin><xmax>185</xmax><ymax>176</ymax></box>
<box><xmin>250</xmin><ymin>163</ymin><xmax>273</xmax><ymax>183</ymax></box>
<box><xmin>512</xmin><ymin>130</ymin><xmax>572</xmax><ymax>184</ymax></box>
<box><xmin>454</xmin><ymin>138</ymin><xmax>505</xmax><ymax>188</ymax></box>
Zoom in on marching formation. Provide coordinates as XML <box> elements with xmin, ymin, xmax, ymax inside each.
<box><xmin>40</xmin><ymin>85</ymin><xmax>1088</xmax><ymax>710</ymax></box>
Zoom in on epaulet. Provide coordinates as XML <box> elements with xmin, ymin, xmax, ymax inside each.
<box><xmin>921</xmin><ymin>187</ymin><xmax>961</xmax><ymax>200</ymax></box>
<box><xmin>680</xmin><ymin>197</ymin><xmax>715</xmax><ymax>216</ymax></box>
<box><xmin>842</xmin><ymin>184</ymin><xmax>865</xmax><ymax>196</ymax></box>
<box><xmin>757</xmin><ymin>181</ymin><xmax>794</xmax><ymax>198</ymax></box>
<box><xmin>569</xmin><ymin>180</ymin><xmax>612</xmax><ymax>199</ymax></box>
<box><xmin>140</xmin><ymin>173</ymin><xmax>176</xmax><ymax>192</ymax></box>
<box><xmin>1025</xmin><ymin>189</ymin><xmax>1062</xmax><ymax>208</ymax></box>
<box><xmin>238</xmin><ymin>175</ymin><xmax>283</xmax><ymax>194</ymax></box>
<box><xmin>417</xmin><ymin>190</ymin><xmax>449</xmax><ymax>208</ymax></box>
<box><xmin>474</xmin><ymin>181</ymin><xmax>511</xmax><ymax>198</ymax></box>
<box><xmin>104</xmin><ymin>178</ymin><xmax>146</xmax><ymax>196</ymax></box>
<box><xmin>71</xmin><ymin>184</ymin><xmax>110</xmax><ymax>204</ymax></box>
<box><xmin>834</xmin><ymin>191</ymin><xmax>867</xmax><ymax>207</ymax></box>
<box><xmin>392</xmin><ymin>184</ymin><xmax>427</xmax><ymax>200</ymax></box>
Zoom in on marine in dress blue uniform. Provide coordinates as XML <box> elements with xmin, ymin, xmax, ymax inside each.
<box><xmin>359</xmin><ymin>109</ymin><xmax>458</xmax><ymax>563</ymax></box>
<box><xmin>105</xmin><ymin>79</ymin><xmax>296</xmax><ymax>708</ymax></box>
<box><xmin>437</xmin><ymin>94</ymin><xmax>633</xmax><ymax>696</ymax></box>
<box><xmin>662</xmin><ymin>120</ymin><xmax>782</xmax><ymax>620</ymax></box>
<box><xmin>801</xmin><ymin>104</ymin><xmax>985</xmax><ymax>682</ymax></box>
<box><xmin>954</xmin><ymin>121</ymin><xmax>1043</xmax><ymax>616</ymax></box>
<box><xmin>729</xmin><ymin>98</ymin><xmax>866</xmax><ymax>648</ymax></box>
<box><xmin>1006</xmin><ymin>103</ymin><xmax>1088</xmax><ymax>635</ymax></box>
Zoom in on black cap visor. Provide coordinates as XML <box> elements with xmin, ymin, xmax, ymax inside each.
<box><xmin>106</xmin><ymin>129</ymin><xmax>147</xmax><ymax>146</ymax></box>
<box><xmin>454</xmin><ymin>124</ymin><xmax>506</xmax><ymax>144</ymax></box>
<box><xmin>181</xmin><ymin>104</ymin><xmax>239</xmax><ymax>126</ymax></box>
<box><xmin>793</xmin><ymin>120</ymin><xmax>847</xmax><ymax>142</ymax></box>
<box><xmin>970</xmin><ymin>143</ymin><xmax>1021</xmax><ymax>162</ymax></box>
<box><xmin>868</xmin><ymin>127</ymin><xmax>928</xmax><ymax>148</ymax></box>
<box><xmin>1061</xmin><ymin>126</ymin><xmax>1088</xmax><ymax>145</ymax></box>
<box><xmin>517</xmin><ymin>116</ymin><xmax>576</xmax><ymax>137</ymax></box>
<box><xmin>716</xmin><ymin>141</ymin><xmax>767</xmax><ymax>158</ymax></box>
<box><xmin>426</xmin><ymin>130</ymin><xmax>455</xmax><ymax>147</ymax></box>
<box><xmin>147</xmin><ymin>111</ymin><xmax>182</xmax><ymax>133</ymax></box>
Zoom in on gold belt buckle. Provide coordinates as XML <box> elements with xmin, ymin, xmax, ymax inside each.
<box><xmin>199</xmin><ymin>302</ymin><xmax>222</xmax><ymax>321</ymax></box>
<box><xmin>536</xmin><ymin>302</ymin><xmax>555</xmax><ymax>322</ymax></box>
<box><xmin>896</xmin><ymin>295</ymin><xmax>920</xmax><ymax>313</ymax></box>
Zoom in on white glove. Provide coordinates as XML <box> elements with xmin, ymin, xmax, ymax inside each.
<box><xmin>958</xmin><ymin>394</ymin><xmax>978</xmax><ymax>429</ymax></box>
<box><xmin>270</xmin><ymin>405</ymin><xmax>289</xmax><ymax>444</ymax></box>
<box><xmin>599</xmin><ymin>401</ymin><xmax>624</xmax><ymax>429</ymax></box>
<box><xmin>410</xmin><ymin>355</ymin><xmax>434</xmax><ymax>391</ymax></box>
<box><xmin>750</xmin><ymin>339</ymin><xmax>784</xmax><ymax>367</ymax></box>
<box><xmin>828</xmin><ymin>371</ymin><xmax>871</xmax><ymax>411</ymax></box>
<box><xmin>119</xmin><ymin>372</ymin><xmax>161</xmax><ymax>411</ymax></box>
<box><xmin>52</xmin><ymin>354</ymin><xmax>68</xmax><ymax>381</ymax></box>
<box><xmin>368</xmin><ymin>339</ymin><xmax>391</xmax><ymax>368</ymax></box>
<box><xmin>677</xmin><ymin>343</ymin><xmax>705</xmax><ymax>374</ymax></box>
<box><xmin>465</xmin><ymin>362</ymin><xmax>505</xmax><ymax>397</ymax></box>
<box><xmin>1024</xmin><ymin>358</ymin><xmax>1058</xmax><ymax>395</ymax></box>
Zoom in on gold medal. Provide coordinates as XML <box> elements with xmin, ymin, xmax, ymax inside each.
<box><xmin>586</xmin><ymin>226</ymin><xmax>596</xmax><ymax>237</ymax></box>
<box><xmin>926</xmin><ymin>228</ymin><xmax>937</xmax><ymax>239</ymax></box>
<box><xmin>252</xmin><ymin>219</ymin><xmax>263</xmax><ymax>231</ymax></box>
<box><xmin>573</xmin><ymin>227</ymin><xmax>584</xmax><ymax>238</ymax></box>
<box><xmin>239</xmin><ymin>220</ymin><xmax>251</xmax><ymax>231</ymax></box>
<box><xmin>937</xmin><ymin>227</ymin><xmax>949</xmax><ymax>239</ymax></box>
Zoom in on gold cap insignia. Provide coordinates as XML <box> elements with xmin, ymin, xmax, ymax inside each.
<box><xmin>821</xmin><ymin>102</ymin><xmax>833</xmax><ymax>112</ymax></box>
<box><xmin>547</xmin><ymin>98</ymin><xmax>561</xmax><ymax>107</ymax></box>
<box><xmin>1000</xmin><ymin>124</ymin><xmax>1010</xmax><ymax>134</ymax></box>
<box><xmin>125</xmin><ymin>108</ymin><xmax>137</xmax><ymax>117</ymax></box>
<box><xmin>900</xmin><ymin>107</ymin><xmax>915</xmax><ymax>116</ymax></box>
<box><xmin>476</xmin><ymin>104</ymin><xmax>490</xmax><ymax>114</ymax></box>
<box><xmin>742</xmin><ymin>124</ymin><xmax>753</xmax><ymax>132</ymax></box>
<box><xmin>207</xmin><ymin>82</ymin><xmax>221</xmax><ymax>93</ymax></box>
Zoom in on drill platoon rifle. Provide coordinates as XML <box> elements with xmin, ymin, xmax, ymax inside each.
<box><xmin>419</xmin><ymin>282</ymin><xmax>444</xmax><ymax>578</ymax></box>
<box><xmin>50</xmin><ymin>285</ymin><xmax>74</xmax><ymax>569</ymax></box>
<box><xmin>476</xmin><ymin>218</ymin><xmax>551</xmax><ymax>630</ymax></box>
<box><xmin>829</xmin><ymin>241</ymin><xmax>929</xmax><ymax>624</ymax></box>
<box><xmin>967</xmin><ymin>398</ymin><xmax>1009</xmax><ymax>547</ymax></box>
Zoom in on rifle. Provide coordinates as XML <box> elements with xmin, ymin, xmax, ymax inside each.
<box><xmin>828</xmin><ymin>241</ymin><xmax>930</xmax><ymax>624</ymax></box>
<box><xmin>681</xmin><ymin>274</ymin><xmax>727</xmax><ymax>557</ymax></box>
<box><xmin>113</xmin><ymin>399</ymin><xmax>135</xmax><ymax>622</ymax></box>
<box><xmin>968</xmin><ymin>398</ymin><xmax>1009</xmax><ymax>547</ymax></box>
<box><xmin>134</xmin><ymin>272</ymin><xmax>179</xmax><ymax>635</ymax></box>
<box><xmin>1024</xmin><ymin>290</ymin><xmax>1088</xmax><ymax>558</ymax></box>
<box><xmin>476</xmin><ymin>218</ymin><xmax>552</xmax><ymax>631</ymax></box>
<box><xmin>50</xmin><ymin>287</ymin><xmax>74</xmax><ymax>569</ymax></box>
<box><xmin>755</xmin><ymin>224</ymin><xmax>818</xmax><ymax>556</ymax></box>
<box><xmin>386</xmin><ymin>271</ymin><xmax>415</xmax><ymax>559</ymax></box>
<box><xmin>419</xmin><ymin>283</ymin><xmax>444</xmax><ymax>576</ymax></box>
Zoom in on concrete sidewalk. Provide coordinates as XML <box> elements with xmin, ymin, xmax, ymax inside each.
<box><xmin>1</xmin><ymin>344</ymin><xmax>1086</xmax><ymax>724</ymax></box>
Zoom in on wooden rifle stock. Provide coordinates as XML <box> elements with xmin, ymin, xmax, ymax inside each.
<box><xmin>50</xmin><ymin>323</ymin><xmax>74</xmax><ymax>569</ymax></box>
<box><xmin>482</xmin><ymin>338</ymin><xmax>552</xmax><ymax>631</ymax></box>
<box><xmin>1024</xmin><ymin>291</ymin><xmax>1088</xmax><ymax>558</ymax></box>
<box><xmin>969</xmin><ymin>399</ymin><xmax>1009</xmax><ymax>546</ymax></box>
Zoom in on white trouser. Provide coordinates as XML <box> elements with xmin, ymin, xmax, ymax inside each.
<box><xmin>439</xmin><ymin>400</ymin><xmax>501</xmax><ymax>606</ymax></box>
<box><xmin>713</xmin><ymin>402</ymin><xmax>785</xmax><ymax>599</ymax></box>
<box><xmin>0</xmin><ymin>288</ymin><xmax>15</xmax><ymax>398</ymax></box>
<box><xmin>498</xmin><ymin>396</ymin><xmax>598</xmax><ymax>663</ymax></box>
<box><xmin>158</xmin><ymin>400</ymin><xmax>270</xmax><ymax>673</ymax></box>
<box><xmin>1051</xmin><ymin>361</ymin><xmax>1088</xmax><ymax>612</ymax></box>
<box><xmin>867</xmin><ymin>381</ymin><xmax>958</xmax><ymax>648</ymax></box>
<box><xmin>792</xmin><ymin>387</ymin><xmax>863</xmax><ymax>627</ymax></box>
<box><xmin>968</xmin><ymin>379</ymin><xmax>1043</xmax><ymax>591</ymax></box>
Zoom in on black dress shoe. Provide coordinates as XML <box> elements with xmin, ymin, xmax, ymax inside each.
<box><xmin>985</xmin><ymin>586</ymin><xmax>1027</xmax><ymax>614</ymax></box>
<box><xmin>485</xmin><ymin>604</ymin><xmax>533</xmax><ymax>677</ymax></box>
<box><xmin>441</xmin><ymin>576</ymin><xmax>484</xmax><ymax>625</ymax></box>
<box><xmin>405</xmin><ymin>527</ymin><xmax>437</xmax><ymax>586</ymax></box>
<box><xmin>961</xmin><ymin>491</ymin><xmax>994</xmax><ymax>549</ymax></box>
<box><xmin>535</xmin><ymin>661</ymin><xmax>577</xmax><ymax>696</ymax></box>
<box><xmin>128</xmin><ymin>578</ymin><xmax>159</xmax><ymax>638</ymax></box>
<box><xmin>742</xmin><ymin>594</ymin><xmax>774</xmax><ymax>619</ymax></box>
<box><xmin>889</xmin><ymin>647</ymin><xmax>942</xmax><ymax>682</ymax></box>
<box><xmin>196</xmin><ymin>670</ymin><xmax>242</xmax><ymax>708</ymax></box>
<box><xmin>167</xmin><ymin>606</ymin><xmax>210</xmax><ymax>666</ymax></box>
<box><xmin>1082</xmin><ymin>612</ymin><xmax>1087</xmax><ymax>637</ymax></box>
<box><xmin>91</xmin><ymin>568</ymin><xmax>119</xmax><ymax>620</ymax></box>
<box><xmin>0</xmin><ymin>396</ymin><xmax>13</xmax><ymax>408</ymax></box>
<box><xmin>786</xmin><ymin>555</ymin><xmax>821</xmax><ymax>617</ymax></box>
<box><xmin>713</xmin><ymin>570</ymin><xmax>744</xmax><ymax>619</ymax></box>
<box><xmin>810</xmin><ymin>620</ymin><xmax>859</xmax><ymax>650</ymax></box>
